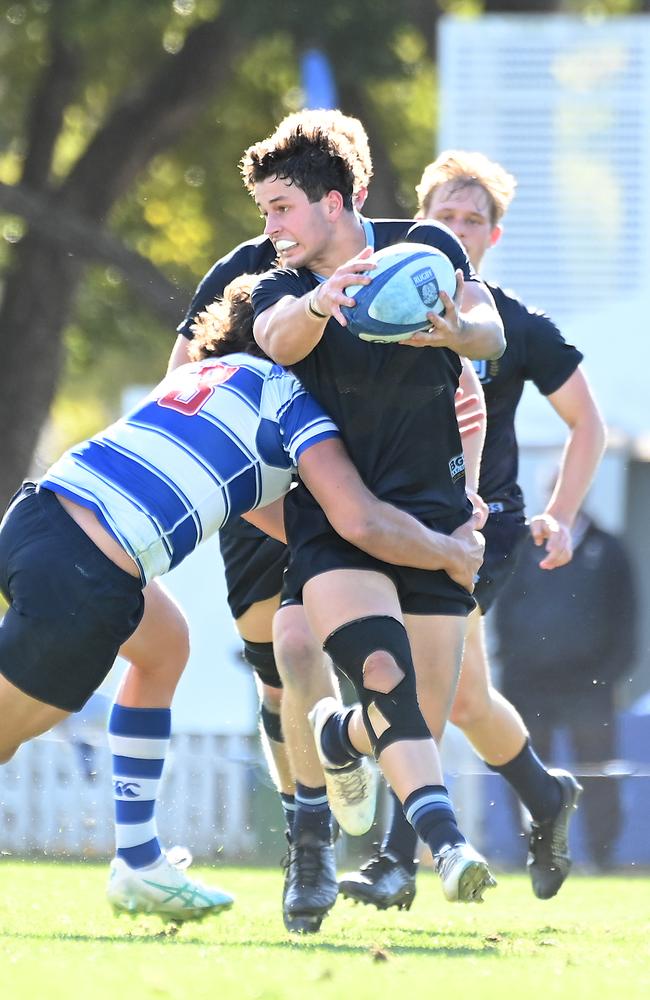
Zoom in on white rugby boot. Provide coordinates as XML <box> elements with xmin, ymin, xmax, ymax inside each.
<box><xmin>434</xmin><ymin>842</ymin><xmax>497</xmax><ymax>903</ymax></box>
<box><xmin>308</xmin><ymin>697</ymin><xmax>378</xmax><ymax>836</ymax></box>
<box><xmin>107</xmin><ymin>848</ymin><xmax>234</xmax><ymax>921</ymax></box>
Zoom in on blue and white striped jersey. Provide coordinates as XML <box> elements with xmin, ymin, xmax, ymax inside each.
<box><xmin>42</xmin><ymin>353</ymin><xmax>340</xmax><ymax>584</ymax></box>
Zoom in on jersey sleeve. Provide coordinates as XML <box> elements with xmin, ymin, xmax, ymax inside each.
<box><xmin>266</xmin><ymin>367</ymin><xmax>341</xmax><ymax>464</ymax></box>
<box><xmin>405</xmin><ymin>221</ymin><xmax>477</xmax><ymax>281</ymax></box>
<box><xmin>177</xmin><ymin>237</ymin><xmax>276</xmax><ymax>338</ymax></box>
<box><xmin>251</xmin><ymin>267</ymin><xmax>308</xmax><ymax>320</ymax></box>
<box><xmin>521</xmin><ymin>305</ymin><xmax>584</xmax><ymax>395</ymax></box>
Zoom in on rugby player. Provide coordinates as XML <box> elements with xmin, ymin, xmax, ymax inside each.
<box><xmin>242</xmin><ymin>121</ymin><xmax>505</xmax><ymax>929</ymax></box>
<box><xmin>339</xmin><ymin>151</ymin><xmax>606</xmax><ymax>910</ymax></box>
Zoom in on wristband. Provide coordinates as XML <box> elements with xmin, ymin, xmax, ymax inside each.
<box><xmin>306</xmin><ymin>288</ymin><xmax>327</xmax><ymax>320</ymax></box>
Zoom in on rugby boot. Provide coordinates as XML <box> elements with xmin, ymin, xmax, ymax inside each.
<box><xmin>528</xmin><ymin>769</ymin><xmax>583</xmax><ymax>899</ymax></box>
<box><xmin>282</xmin><ymin>831</ymin><xmax>338</xmax><ymax>933</ymax></box>
<box><xmin>107</xmin><ymin>849</ymin><xmax>233</xmax><ymax>921</ymax></box>
<box><xmin>308</xmin><ymin>697</ymin><xmax>378</xmax><ymax>836</ymax></box>
<box><xmin>434</xmin><ymin>842</ymin><xmax>497</xmax><ymax>903</ymax></box>
<box><xmin>339</xmin><ymin>849</ymin><xmax>417</xmax><ymax>911</ymax></box>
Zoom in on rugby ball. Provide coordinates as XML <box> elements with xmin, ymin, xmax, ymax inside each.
<box><xmin>341</xmin><ymin>242</ymin><xmax>457</xmax><ymax>343</ymax></box>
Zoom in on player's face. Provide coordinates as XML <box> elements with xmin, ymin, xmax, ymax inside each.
<box><xmin>424</xmin><ymin>182</ymin><xmax>501</xmax><ymax>271</ymax></box>
<box><xmin>255</xmin><ymin>176</ymin><xmax>332</xmax><ymax>269</ymax></box>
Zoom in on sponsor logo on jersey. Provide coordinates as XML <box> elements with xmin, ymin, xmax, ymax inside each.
<box><xmin>449</xmin><ymin>453</ymin><xmax>465</xmax><ymax>482</ymax></box>
<box><xmin>113</xmin><ymin>780</ymin><xmax>141</xmax><ymax>798</ymax></box>
<box><xmin>412</xmin><ymin>267</ymin><xmax>439</xmax><ymax>307</ymax></box>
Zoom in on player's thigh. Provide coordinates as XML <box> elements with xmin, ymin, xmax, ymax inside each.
<box><xmin>405</xmin><ymin>611</ymin><xmax>467</xmax><ymax>740</ymax></box>
<box><xmin>302</xmin><ymin>568</ymin><xmax>402</xmax><ymax>645</ymax></box>
<box><xmin>0</xmin><ymin>673</ymin><xmax>69</xmax><ymax>762</ymax></box>
<box><xmin>236</xmin><ymin>593</ymin><xmax>280</xmax><ymax>644</ymax></box>
<box><xmin>120</xmin><ymin>580</ymin><xmax>189</xmax><ymax>674</ymax></box>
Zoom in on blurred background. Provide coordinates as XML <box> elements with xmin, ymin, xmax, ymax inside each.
<box><xmin>1</xmin><ymin>0</ymin><xmax>649</xmax><ymax>872</ymax></box>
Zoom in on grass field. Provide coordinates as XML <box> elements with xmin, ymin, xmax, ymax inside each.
<box><xmin>1</xmin><ymin>861</ymin><xmax>649</xmax><ymax>999</ymax></box>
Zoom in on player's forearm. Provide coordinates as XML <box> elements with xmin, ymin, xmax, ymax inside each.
<box><xmin>344</xmin><ymin>501</ymin><xmax>463</xmax><ymax>573</ymax></box>
<box><xmin>167</xmin><ymin>334</ymin><xmax>193</xmax><ymax>373</ymax></box>
<box><xmin>545</xmin><ymin>419</ymin><xmax>606</xmax><ymax>527</ymax></box>
<box><xmin>456</xmin><ymin>305</ymin><xmax>505</xmax><ymax>361</ymax></box>
<box><xmin>456</xmin><ymin>360</ymin><xmax>486</xmax><ymax>493</ymax></box>
<box><xmin>254</xmin><ymin>295</ymin><xmax>326</xmax><ymax>365</ymax></box>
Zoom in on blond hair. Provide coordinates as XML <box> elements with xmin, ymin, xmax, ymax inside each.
<box><xmin>416</xmin><ymin>150</ymin><xmax>516</xmax><ymax>225</ymax></box>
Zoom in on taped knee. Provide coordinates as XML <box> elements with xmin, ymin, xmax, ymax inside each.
<box><xmin>243</xmin><ymin>640</ymin><xmax>282</xmax><ymax>689</ymax></box>
<box><xmin>260</xmin><ymin>703</ymin><xmax>284</xmax><ymax>743</ymax></box>
<box><xmin>323</xmin><ymin>615</ymin><xmax>430</xmax><ymax>757</ymax></box>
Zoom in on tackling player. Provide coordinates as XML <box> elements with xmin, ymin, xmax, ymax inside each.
<box><xmin>0</xmin><ymin>275</ymin><xmax>484</xmax><ymax>922</ymax></box>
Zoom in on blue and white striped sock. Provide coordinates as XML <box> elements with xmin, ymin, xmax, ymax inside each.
<box><xmin>108</xmin><ymin>703</ymin><xmax>171</xmax><ymax>870</ymax></box>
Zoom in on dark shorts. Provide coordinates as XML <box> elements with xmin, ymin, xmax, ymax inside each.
<box><xmin>219</xmin><ymin>521</ymin><xmax>289</xmax><ymax>621</ymax></box>
<box><xmin>473</xmin><ymin>509</ymin><xmax>528</xmax><ymax>614</ymax></box>
<box><xmin>0</xmin><ymin>483</ymin><xmax>145</xmax><ymax>712</ymax></box>
<box><xmin>283</xmin><ymin>529</ymin><xmax>475</xmax><ymax>618</ymax></box>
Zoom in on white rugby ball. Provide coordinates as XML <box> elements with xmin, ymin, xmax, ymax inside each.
<box><xmin>341</xmin><ymin>242</ymin><xmax>457</xmax><ymax>343</ymax></box>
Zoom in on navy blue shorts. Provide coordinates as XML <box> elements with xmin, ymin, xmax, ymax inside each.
<box><xmin>473</xmin><ymin>509</ymin><xmax>528</xmax><ymax>614</ymax></box>
<box><xmin>0</xmin><ymin>484</ymin><xmax>145</xmax><ymax>712</ymax></box>
<box><xmin>219</xmin><ymin>521</ymin><xmax>289</xmax><ymax>621</ymax></box>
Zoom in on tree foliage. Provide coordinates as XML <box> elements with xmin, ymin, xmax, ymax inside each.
<box><xmin>0</xmin><ymin>0</ymin><xmax>647</xmax><ymax>503</ymax></box>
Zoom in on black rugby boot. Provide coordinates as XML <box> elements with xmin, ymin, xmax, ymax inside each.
<box><xmin>282</xmin><ymin>832</ymin><xmax>338</xmax><ymax>933</ymax></box>
<box><xmin>339</xmin><ymin>849</ymin><xmax>417</xmax><ymax>911</ymax></box>
<box><xmin>528</xmin><ymin>769</ymin><xmax>583</xmax><ymax>899</ymax></box>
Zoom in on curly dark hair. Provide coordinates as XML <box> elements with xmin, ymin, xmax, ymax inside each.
<box><xmin>240</xmin><ymin>125</ymin><xmax>356</xmax><ymax>210</ymax></box>
<box><xmin>188</xmin><ymin>274</ymin><xmax>268</xmax><ymax>361</ymax></box>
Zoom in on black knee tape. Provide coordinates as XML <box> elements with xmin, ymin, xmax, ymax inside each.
<box><xmin>260</xmin><ymin>703</ymin><xmax>284</xmax><ymax>743</ymax></box>
<box><xmin>323</xmin><ymin>616</ymin><xmax>431</xmax><ymax>758</ymax></box>
<box><xmin>243</xmin><ymin>640</ymin><xmax>282</xmax><ymax>689</ymax></box>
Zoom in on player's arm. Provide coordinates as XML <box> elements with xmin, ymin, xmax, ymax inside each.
<box><xmin>241</xmin><ymin>499</ymin><xmax>287</xmax><ymax>542</ymax></box>
<box><xmin>529</xmin><ymin>366</ymin><xmax>606</xmax><ymax>570</ymax></box>
<box><xmin>297</xmin><ymin>438</ymin><xmax>484</xmax><ymax>592</ymax></box>
<box><xmin>167</xmin><ymin>334</ymin><xmax>193</xmax><ymax>372</ymax></box>
<box><xmin>253</xmin><ymin>249</ymin><xmax>375</xmax><ymax>365</ymax></box>
<box><xmin>456</xmin><ymin>358</ymin><xmax>488</xmax><ymax>528</ymax></box>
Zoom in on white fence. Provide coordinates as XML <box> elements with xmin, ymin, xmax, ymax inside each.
<box><xmin>0</xmin><ymin>727</ymin><xmax>485</xmax><ymax>862</ymax></box>
<box><xmin>0</xmin><ymin>733</ymin><xmax>265</xmax><ymax>861</ymax></box>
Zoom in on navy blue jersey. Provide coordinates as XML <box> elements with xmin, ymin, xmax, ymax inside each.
<box><xmin>252</xmin><ymin>219</ymin><xmax>479</xmax><ymax>526</ymax></box>
<box><xmin>476</xmin><ymin>284</ymin><xmax>583</xmax><ymax>509</ymax></box>
<box><xmin>177</xmin><ymin>236</ymin><xmax>277</xmax><ymax>339</ymax></box>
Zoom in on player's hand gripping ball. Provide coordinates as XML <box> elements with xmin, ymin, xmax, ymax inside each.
<box><xmin>341</xmin><ymin>242</ymin><xmax>457</xmax><ymax>343</ymax></box>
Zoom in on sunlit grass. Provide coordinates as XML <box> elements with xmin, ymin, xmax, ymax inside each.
<box><xmin>0</xmin><ymin>862</ymin><xmax>649</xmax><ymax>999</ymax></box>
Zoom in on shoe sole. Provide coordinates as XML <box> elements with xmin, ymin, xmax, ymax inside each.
<box><xmin>455</xmin><ymin>862</ymin><xmax>497</xmax><ymax>903</ymax></box>
<box><xmin>339</xmin><ymin>885</ymin><xmax>415</xmax><ymax>911</ymax></box>
<box><xmin>283</xmin><ymin>912</ymin><xmax>325</xmax><ymax>934</ymax></box>
<box><xmin>110</xmin><ymin>899</ymin><xmax>233</xmax><ymax>922</ymax></box>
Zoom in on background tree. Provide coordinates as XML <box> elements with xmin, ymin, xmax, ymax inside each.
<box><xmin>0</xmin><ymin>0</ymin><xmax>644</xmax><ymax>506</ymax></box>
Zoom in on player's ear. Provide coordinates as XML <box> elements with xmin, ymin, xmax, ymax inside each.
<box><xmin>490</xmin><ymin>224</ymin><xmax>503</xmax><ymax>249</ymax></box>
<box><xmin>325</xmin><ymin>190</ymin><xmax>344</xmax><ymax>217</ymax></box>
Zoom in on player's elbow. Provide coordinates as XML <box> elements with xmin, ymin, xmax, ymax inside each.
<box><xmin>486</xmin><ymin>324</ymin><xmax>506</xmax><ymax>360</ymax></box>
<box><xmin>334</xmin><ymin>508</ymin><xmax>382</xmax><ymax>553</ymax></box>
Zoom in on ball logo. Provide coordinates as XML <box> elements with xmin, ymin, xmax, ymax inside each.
<box><xmin>411</xmin><ymin>267</ymin><xmax>440</xmax><ymax>308</ymax></box>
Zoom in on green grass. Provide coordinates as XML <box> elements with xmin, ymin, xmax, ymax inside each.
<box><xmin>1</xmin><ymin>862</ymin><xmax>649</xmax><ymax>999</ymax></box>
